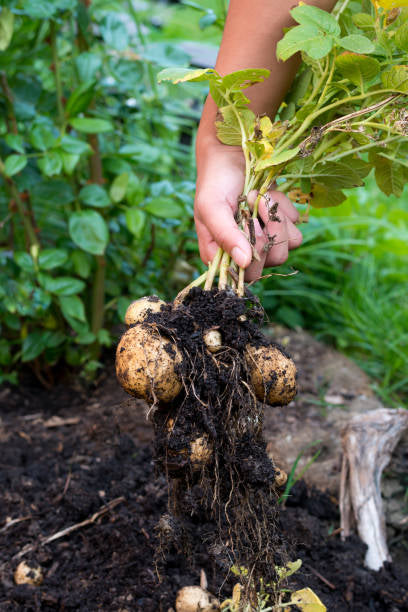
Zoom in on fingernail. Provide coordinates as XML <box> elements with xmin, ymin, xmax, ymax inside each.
<box><xmin>231</xmin><ymin>246</ymin><xmax>248</xmax><ymax>268</ymax></box>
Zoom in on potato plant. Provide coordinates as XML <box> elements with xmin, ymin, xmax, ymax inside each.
<box><xmin>159</xmin><ymin>0</ymin><xmax>408</xmax><ymax>296</ymax></box>
<box><xmin>0</xmin><ymin>0</ymin><xmax>200</xmax><ymax>383</ymax></box>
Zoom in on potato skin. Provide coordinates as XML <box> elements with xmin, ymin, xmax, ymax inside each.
<box><xmin>176</xmin><ymin>586</ymin><xmax>219</xmax><ymax>612</ymax></box>
<box><xmin>116</xmin><ymin>324</ymin><xmax>182</xmax><ymax>403</ymax></box>
<box><xmin>246</xmin><ymin>344</ymin><xmax>297</xmax><ymax>406</ymax></box>
<box><xmin>124</xmin><ymin>295</ymin><xmax>166</xmax><ymax>326</ymax></box>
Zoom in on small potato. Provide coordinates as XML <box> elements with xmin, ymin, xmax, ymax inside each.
<box><xmin>116</xmin><ymin>324</ymin><xmax>182</xmax><ymax>403</ymax></box>
<box><xmin>275</xmin><ymin>467</ymin><xmax>288</xmax><ymax>487</ymax></box>
<box><xmin>124</xmin><ymin>296</ymin><xmax>166</xmax><ymax>326</ymax></box>
<box><xmin>190</xmin><ymin>435</ymin><xmax>213</xmax><ymax>470</ymax></box>
<box><xmin>246</xmin><ymin>344</ymin><xmax>297</xmax><ymax>406</ymax></box>
<box><xmin>203</xmin><ymin>329</ymin><xmax>222</xmax><ymax>353</ymax></box>
<box><xmin>176</xmin><ymin>586</ymin><xmax>220</xmax><ymax>612</ymax></box>
<box><xmin>14</xmin><ymin>561</ymin><xmax>43</xmax><ymax>586</ymax></box>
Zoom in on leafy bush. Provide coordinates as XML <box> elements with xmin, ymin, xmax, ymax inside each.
<box><xmin>0</xmin><ymin>0</ymin><xmax>202</xmax><ymax>383</ymax></box>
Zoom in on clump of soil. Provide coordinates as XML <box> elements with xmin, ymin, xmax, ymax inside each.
<box><xmin>139</xmin><ymin>288</ymin><xmax>293</xmax><ymax>596</ymax></box>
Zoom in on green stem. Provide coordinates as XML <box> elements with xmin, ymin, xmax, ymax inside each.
<box><xmin>204</xmin><ymin>247</ymin><xmax>223</xmax><ymax>290</ymax></box>
<box><xmin>50</xmin><ymin>20</ymin><xmax>64</xmax><ymax>127</ymax></box>
<box><xmin>275</xmin><ymin>89</ymin><xmax>399</xmax><ymax>155</ymax></box>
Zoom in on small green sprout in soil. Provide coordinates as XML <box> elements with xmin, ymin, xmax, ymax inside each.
<box><xmin>116</xmin><ymin>0</ymin><xmax>408</xmax><ymax>607</ymax></box>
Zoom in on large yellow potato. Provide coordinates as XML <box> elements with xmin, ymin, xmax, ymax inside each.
<box><xmin>246</xmin><ymin>344</ymin><xmax>297</xmax><ymax>406</ymax></box>
<box><xmin>176</xmin><ymin>586</ymin><xmax>220</xmax><ymax>612</ymax></box>
<box><xmin>116</xmin><ymin>324</ymin><xmax>182</xmax><ymax>403</ymax></box>
<box><xmin>124</xmin><ymin>295</ymin><xmax>166</xmax><ymax>326</ymax></box>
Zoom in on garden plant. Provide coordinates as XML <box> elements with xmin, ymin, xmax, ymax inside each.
<box><xmin>115</xmin><ymin>0</ymin><xmax>408</xmax><ymax>607</ymax></box>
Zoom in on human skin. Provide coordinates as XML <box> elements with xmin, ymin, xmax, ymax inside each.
<box><xmin>195</xmin><ymin>0</ymin><xmax>338</xmax><ymax>280</ymax></box>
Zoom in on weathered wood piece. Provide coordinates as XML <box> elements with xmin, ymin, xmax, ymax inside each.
<box><xmin>340</xmin><ymin>408</ymin><xmax>408</xmax><ymax>570</ymax></box>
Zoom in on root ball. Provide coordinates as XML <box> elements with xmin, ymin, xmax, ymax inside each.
<box><xmin>116</xmin><ymin>324</ymin><xmax>182</xmax><ymax>403</ymax></box>
<box><xmin>124</xmin><ymin>295</ymin><xmax>166</xmax><ymax>326</ymax></box>
<box><xmin>175</xmin><ymin>586</ymin><xmax>220</xmax><ymax>612</ymax></box>
<box><xmin>246</xmin><ymin>343</ymin><xmax>297</xmax><ymax>406</ymax></box>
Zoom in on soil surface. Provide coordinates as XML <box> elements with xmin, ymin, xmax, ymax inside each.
<box><xmin>0</xmin><ymin>333</ymin><xmax>407</xmax><ymax>611</ymax></box>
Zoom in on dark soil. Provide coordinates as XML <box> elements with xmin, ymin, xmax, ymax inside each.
<box><xmin>0</xmin><ymin>345</ymin><xmax>407</xmax><ymax>610</ymax></box>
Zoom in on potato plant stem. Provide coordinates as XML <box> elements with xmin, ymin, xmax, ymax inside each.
<box><xmin>218</xmin><ymin>251</ymin><xmax>230</xmax><ymax>290</ymax></box>
<box><xmin>238</xmin><ymin>266</ymin><xmax>245</xmax><ymax>297</ymax></box>
<box><xmin>204</xmin><ymin>246</ymin><xmax>223</xmax><ymax>290</ymax></box>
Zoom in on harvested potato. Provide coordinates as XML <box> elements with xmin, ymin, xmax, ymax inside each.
<box><xmin>190</xmin><ymin>435</ymin><xmax>213</xmax><ymax>470</ymax></box>
<box><xmin>176</xmin><ymin>585</ymin><xmax>220</xmax><ymax>612</ymax></box>
<box><xmin>124</xmin><ymin>295</ymin><xmax>166</xmax><ymax>326</ymax></box>
<box><xmin>246</xmin><ymin>344</ymin><xmax>297</xmax><ymax>406</ymax></box>
<box><xmin>14</xmin><ymin>561</ymin><xmax>43</xmax><ymax>586</ymax></box>
<box><xmin>203</xmin><ymin>328</ymin><xmax>222</xmax><ymax>352</ymax></box>
<box><xmin>116</xmin><ymin>324</ymin><xmax>182</xmax><ymax>403</ymax></box>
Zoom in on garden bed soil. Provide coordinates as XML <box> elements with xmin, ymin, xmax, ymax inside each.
<box><xmin>0</xmin><ymin>339</ymin><xmax>407</xmax><ymax>611</ymax></box>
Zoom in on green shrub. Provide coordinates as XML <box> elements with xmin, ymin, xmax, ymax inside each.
<box><xmin>0</xmin><ymin>0</ymin><xmax>202</xmax><ymax>383</ymax></box>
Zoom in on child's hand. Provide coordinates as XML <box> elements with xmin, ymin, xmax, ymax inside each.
<box><xmin>195</xmin><ymin>140</ymin><xmax>302</xmax><ymax>281</ymax></box>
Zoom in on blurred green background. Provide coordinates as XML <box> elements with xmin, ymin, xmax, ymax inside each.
<box><xmin>0</xmin><ymin>0</ymin><xmax>406</xmax><ymax>403</ymax></box>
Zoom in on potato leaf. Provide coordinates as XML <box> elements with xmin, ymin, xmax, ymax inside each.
<box><xmin>374</xmin><ymin>0</ymin><xmax>408</xmax><ymax>9</ymax></box>
<box><xmin>381</xmin><ymin>65</ymin><xmax>408</xmax><ymax>92</ymax></box>
<box><xmin>370</xmin><ymin>152</ymin><xmax>408</xmax><ymax>196</ymax></box>
<box><xmin>255</xmin><ymin>147</ymin><xmax>300</xmax><ymax>171</ymax></box>
<box><xmin>339</xmin><ymin>35</ymin><xmax>375</xmax><ymax>54</ymax></box>
<box><xmin>335</xmin><ymin>53</ymin><xmax>380</xmax><ymax>87</ymax></box>
<box><xmin>290</xmin><ymin>4</ymin><xmax>340</xmax><ymax>36</ymax></box>
<box><xmin>0</xmin><ymin>7</ymin><xmax>14</xmax><ymax>51</ymax></box>
<box><xmin>309</xmin><ymin>183</ymin><xmax>346</xmax><ymax>208</ymax></box>
<box><xmin>157</xmin><ymin>67</ymin><xmax>219</xmax><ymax>84</ymax></box>
<box><xmin>277</xmin><ymin>24</ymin><xmax>334</xmax><ymax>61</ymax></box>
<box><xmin>221</xmin><ymin>69</ymin><xmax>270</xmax><ymax>91</ymax></box>
<box><xmin>394</xmin><ymin>21</ymin><xmax>408</xmax><ymax>51</ymax></box>
<box><xmin>215</xmin><ymin>106</ymin><xmax>255</xmax><ymax>146</ymax></box>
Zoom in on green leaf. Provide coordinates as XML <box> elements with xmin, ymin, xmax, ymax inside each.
<box><xmin>216</xmin><ymin>106</ymin><xmax>255</xmax><ymax>145</ymax></box>
<box><xmin>255</xmin><ymin>147</ymin><xmax>300</xmax><ymax>171</ymax></box>
<box><xmin>75</xmin><ymin>52</ymin><xmax>102</xmax><ymax>82</ymax></box>
<box><xmin>60</xmin><ymin>135</ymin><xmax>92</xmax><ymax>155</ymax></box>
<box><xmin>381</xmin><ymin>65</ymin><xmax>408</xmax><ymax>93</ymax></box>
<box><xmin>29</xmin><ymin>124</ymin><xmax>56</xmax><ymax>151</ymax></box>
<box><xmin>38</xmin><ymin>249</ymin><xmax>68</xmax><ymax>270</ymax></box>
<box><xmin>0</xmin><ymin>7</ymin><xmax>14</xmax><ymax>51</ymax></box>
<box><xmin>79</xmin><ymin>184</ymin><xmax>111</xmax><ymax>208</ymax></box>
<box><xmin>310</xmin><ymin>159</ymin><xmax>370</xmax><ymax>190</ymax></box>
<box><xmin>65</xmin><ymin>81</ymin><xmax>96</xmax><ymax>117</ymax></box>
<box><xmin>100</xmin><ymin>13</ymin><xmax>129</xmax><ymax>51</ymax></box>
<box><xmin>395</xmin><ymin>22</ymin><xmax>408</xmax><ymax>52</ymax></box>
<box><xmin>371</xmin><ymin>153</ymin><xmax>408</xmax><ymax>197</ymax></box>
<box><xmin>4</xmin><ymin>154</ymin><xmax>27</xmax><ymax>177</ymax></box>
<box><xmin>69</xmin><ymin>210</ymin><xmax>109</xmax><ymax>255</ymax></box>
<box><xmin>14</xmin><ymin>251</ymin><xmax>34</xmax><ymax>272</ymax></box>
<box><xmin>22</xmin><ymin>330</ymin><xmax>51</xmax><ymax>362</ymax></box>
<box><xmin>277</xmin><ymin>24</ymin><xmax>334</xmax><ymax>61</ymax></box>
<box><xmin>31</xmin><ymin>180</ymin><xmax>74</xmax><ymax>206</ymax></box>
<box><xmin>70</xmin><ymin>117</ymin><xmax>113</xmax><ymax>134</ymax></box>
<box><xmin>335</xmin><ymin>53</ymin><xmax>380</xmax><ymax>87</ymax></box>
<box><xmin>109</xmin><ymin>172</ymin><xmax>129</xmax><ymax>203</ymax></box>
<box><xmin>59</xmin><ymin>295</ymin><xmax>86</xmax><ymax>322</ymax></box>
<box><xmin>0</xmin><ymin>339</ymin><xmax>12</xmax><ymax>366</ymax></box>
<box><xmin>60</xmin><ymin>152</ymin><xmax>80</xmax><ymax>174</ymax></box>
<box><xmin>125</xmin><ymin>208</ymin><xmax>145</xmax><ymax>238</ymax></box>
<box><xmin>291</xmin><ymin>4</ymin><xmax>340</xmax><ymax>36</ymax></box>
<box><xmin>309</xmin><ymin>183</ymin><xmax>346</xmax><ymax>208</ymax></box>
<box><xmin>157</xmin><ymin>67</ymin><xmax>219</xmax><ymax>83</ymax></box>
<box><xmin>352</xmin><ymin>13</ymin><xmax>375</xmax><ymax>31</ymax></box>
<box><xmin>5</xmin><ymin>133</ymin><xmax>25</xmax><ymax>154</ymax></box>
<box><xmin>20</xmin><ymin>0</ymin><xmax>76</xmax><ymax>18</ymax></box>
<box><xmin>144</xmin><ymin>197</ymin><xmax>183</xmax><ymax>219</ymax></box>
<box><xmin>38</xmin><ymin>152</ymin><xmax>62</xmax><ymax>176</ymax></box>
<box><xmin>221</xmin><ymin>69</ymin><xmax>270</xmax><ymax>91</ymax></box>
<box><xmin>71</xmin><ymin>250</ymin><xmax>92</xmax><ymax>279</ymax></box>
<box><xmin>39</xmin><ymin>274</ymin><xmax>85</xmax><ymax>296</ymax></box>
<box><xmin>339</xmin><ymin>35</ymin><xmax>375</xmax><ymax>54</ymax></box>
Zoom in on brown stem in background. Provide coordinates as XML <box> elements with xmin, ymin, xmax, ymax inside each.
<box><xmin>0</xmin><ymin>71</ymin><xmax>18</xmax><ymax>134</ymax></box>
<box><xmin>142</xmin><ymin>223</ymin><xmax>156</xmax><ymax>268</ymax></box>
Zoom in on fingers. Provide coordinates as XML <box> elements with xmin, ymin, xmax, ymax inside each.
<box><xmin>195</xmin><ymin>198</ymin><xmax>252</xmax><ymax>268</ymax></box>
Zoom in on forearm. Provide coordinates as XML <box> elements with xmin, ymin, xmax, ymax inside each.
<box><xmin>197</xmin><ymin>0</ymin><xmax>337</xmax><ymax>153</ymax></box>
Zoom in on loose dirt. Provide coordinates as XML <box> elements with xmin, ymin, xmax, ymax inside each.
<box><xmin>0</xmin><ymin>333</ymin><xmax>407</xmax><ymax>610</ymax></box>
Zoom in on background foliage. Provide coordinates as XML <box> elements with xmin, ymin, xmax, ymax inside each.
<box><xmin>0</xmin><ymin>0</ymin><xmax>406</xmax><ymax>402</ymax></box>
